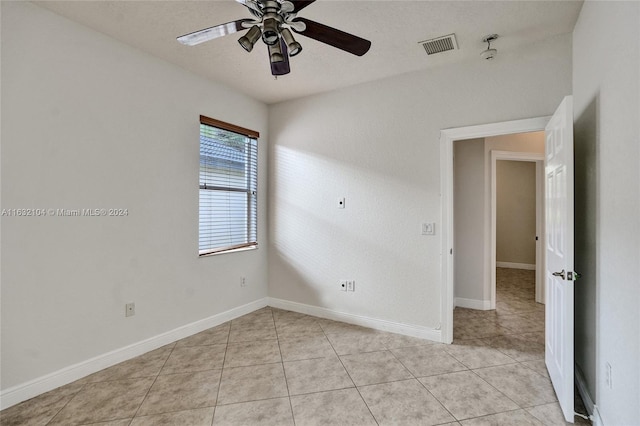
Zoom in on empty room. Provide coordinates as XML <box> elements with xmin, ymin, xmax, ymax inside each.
<box><xmin>1</xmin><ymin>1</ymin><xmax>638</xmax><ymax>425</ymax></box>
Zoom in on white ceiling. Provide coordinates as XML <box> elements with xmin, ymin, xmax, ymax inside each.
<box><xmin>35</xmin><ymin>0</ymin><xmax>583</xmax><ymax>104</ymax></box>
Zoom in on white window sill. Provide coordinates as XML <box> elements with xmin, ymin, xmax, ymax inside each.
<box><xmin>199</xmin><ymin>245</ymin><xmax>258</xmax><ymax>258</ymax></box>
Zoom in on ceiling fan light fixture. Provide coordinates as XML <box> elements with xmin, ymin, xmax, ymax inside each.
<box><xmin>262</xmin><ymin>18</ymin><xmax>280</xmax><ymax>45</ymax></box>
<box><xmin>268</xmin><ymin>39</ymin><xmax>285</xmax><ymax>63</ymax></box>
<box><xmin>281</xmin><ymin>28</ymin><xmax>302</xmax><ymax>56</ymax></box>
<box><xmin>238</xmin><ymin>25</ymin><xmax>262</xmax><ymax>52</ymax></box>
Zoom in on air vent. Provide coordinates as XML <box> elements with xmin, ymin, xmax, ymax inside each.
<box><xmin>419</xmin><ymin>34</ymin><xmax>458</xmax><ymax>55</ymax></box>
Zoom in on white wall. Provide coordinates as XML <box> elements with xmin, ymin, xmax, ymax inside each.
<box><xmin>1</xmin><ymin>1</ymin><xmax>268</xmax><ymax>392</ymax></box>
<box><xmin>573</xmin><ymin>1</ymin><xmax>640</xmax><ymax>424</ymax></box>
<box><xmin>454</xmin><ymin>139</ymin><xmax>486</xmax><ymax>304</ymax></box>
<box><xmin>268</xmin><ymin>34</ymin><xmax>572</xmax><ymax>330</ymax></box>
<box><xmin>496</xmin><ymin>160</ymin><xmax>536</xmax><ymax>265</ymax></box>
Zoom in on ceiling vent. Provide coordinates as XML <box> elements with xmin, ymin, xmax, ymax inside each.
<box><xmin>419</xmin><ymin>34</ymin><xmax>458</xmax><ymax>55</ymax></box>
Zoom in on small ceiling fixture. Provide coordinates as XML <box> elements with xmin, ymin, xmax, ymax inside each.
<box><xmin>177</xmin><ymin>0</ymin><xmax>372</xmax><ymax>77</ymax></box>
<box><xmin>481</xmin><ymin>34</ymin><xmax>499</xmax><ymax>60</ymax></box>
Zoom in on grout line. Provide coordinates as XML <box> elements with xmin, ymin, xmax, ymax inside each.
<box><xmin>43</xmin><ymin>382</ymin><xmax>88</xmax><ymax>426</ymax></box>
<box><xmin>271</xmin><ymin>310</ymin><xmax>297</xmax><ymax>426</ymax></box>
<box><xmin>323</xmin><ymin>329</ymin><xmax>379</xmax><ymax>425</ymax></box>
<box><xmin>129</xmin><ymin>341</ymin><xmax>178</xmax><ymax>421</ymax></box>
<box><xmin>211</xmin><ymin>321</ymin><xmax>232</xmax><ymax>410</ymax></box>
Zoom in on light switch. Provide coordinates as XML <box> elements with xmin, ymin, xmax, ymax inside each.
<box><xmin>422</xmin><ymin>222</ymin><xmax>436</xmax><ymax>235</ymax></box>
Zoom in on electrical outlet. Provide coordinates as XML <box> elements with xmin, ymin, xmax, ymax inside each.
<box><xmin>125</xmin><ymin>302</ymin><xmax>135</xmax><ymax>317</ymax></box>
<box><xmin>346</xmin><ymin>280</ymin><xmax>355</xmax><ymax>292</ymax></box>
<box><xmin>339</xmin><ymin>280</ymin><xmax>347</xmax><ymax>291</ymax></box>
<box><xmin>605</xmin><ymin>362</ymin><xmax>613</xmax><ymax>389</ymax></box>
<box><xmin>241</xmin><ymin>277</ymin><xmax>247</xmax><ymax>287</ymax></box>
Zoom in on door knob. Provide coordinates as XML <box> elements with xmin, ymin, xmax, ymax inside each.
<box><xmin>552</xmin><ymin>269</ymin><xmax>566</xmax><ymax>280</ymax></box>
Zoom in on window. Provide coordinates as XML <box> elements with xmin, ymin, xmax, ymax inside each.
<box><xmin>199</xmin><ymin>115</ymin><xmax>258</xmax><ymax>256</ymax></box>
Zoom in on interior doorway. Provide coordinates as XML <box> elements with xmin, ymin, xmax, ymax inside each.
<box><xmin>439</xmin><ymin>116</ymin><xmax>550</xmax><ymax>344</ymax></box>
<box><xmin>490</xmin><ymin>151</ymin><xmax>545</xmax><ymax>309</ymax></box>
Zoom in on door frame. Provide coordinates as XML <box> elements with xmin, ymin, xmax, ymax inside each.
<box><xmin>490</xmin><ymin>151</ymin><xmax>545</xmax><ymax>310</ymax></box>
<box><xmin>439</xmin><ymin>116</ymin><xmax>550</xmax><ymax>343</ymax></box>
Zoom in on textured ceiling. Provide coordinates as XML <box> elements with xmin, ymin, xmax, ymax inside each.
<box><xmin>35</xmin><ymin>0</ymin><xmax>583</xmax><ymax>104</ymax></box>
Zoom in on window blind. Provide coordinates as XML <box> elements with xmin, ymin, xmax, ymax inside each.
<box><xmin>199</xmin><ymin>116</ymin><xmax>258</xmax><ymax>256</ymax></box>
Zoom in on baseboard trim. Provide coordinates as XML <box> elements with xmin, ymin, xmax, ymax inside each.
<box><xmin>496</xmin><ymin>262</ymin><xmax>536</xmax><ymax>270</ymax></box>
<box><xmin>575</xmin><ymin>363</ymin><xmax>603</xmax><ymax>425</ymax></box>
<box><xmin>0</xmin><ymin>298</ymin><xmax>269</xmax><ymax>410</ymax></box>
<box><xmin>454</xmin><ymin>297</ymin><xmax>491</xmax><ymax>310</ymax></box>
<box><xmin>267</xmin><ymin>297</ymin><xmax>441</xmax><ymax>343</ymax></box>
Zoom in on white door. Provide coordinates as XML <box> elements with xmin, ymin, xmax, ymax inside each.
<box><xmin>545</xmin><ymin>95</ymin><xmax>575</xmax><ymax>423</ymax></box>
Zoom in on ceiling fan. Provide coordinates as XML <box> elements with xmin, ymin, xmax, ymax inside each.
<box><xmin>177</xmin><ymin>0</ymin><xmax>372</xmax><ymax>76</ymax></box>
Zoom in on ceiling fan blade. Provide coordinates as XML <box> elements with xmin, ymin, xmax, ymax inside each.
<box><xmin>177</xmin><ymin>19</ymin><xmax>252</xmax><ymax>46</ymax></box>
<box><xmin>235</xmin><ymin>0</ymin><xmax>263</xmax><ymax>15</ymax></box>
<box><xmin>291</xmin><ymin>0</ymin><xmax>316</xmax><ymax>13</ymax></box>
<box><xmin>271</xmin><ymin>38</ymin><xmax>291</xmax><ymax>76</ymax></box>
<box><xmin>291</xmin><ymin>18</ymin><xmax>371</xmax><ymax>56</ymax></box>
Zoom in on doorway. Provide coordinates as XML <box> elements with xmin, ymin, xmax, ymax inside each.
<box><xmin>490</xmin><ymin>151</ymin><xmax>545</xmax><ymax>309</ymax></box>
<box><xmin>439</xmin><ymin>116</ymin><xmax>550</xmax><ymax>344</ymax></box>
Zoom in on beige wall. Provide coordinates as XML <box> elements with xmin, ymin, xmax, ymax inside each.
<box><xmin>454</xmin><ymin>139</ymin><xmax>485</xmax><ymax>302</ymax></box>
<box><xmin>496</xmin><ymin>161</ymin><xmax>536</xmax><ymax>265</ymax></box>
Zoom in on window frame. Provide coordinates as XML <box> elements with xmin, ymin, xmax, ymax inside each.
<box><xmin>198</xmin><ymin>115</ymin><xmax>259</xmax><ymax>257</ymax></box>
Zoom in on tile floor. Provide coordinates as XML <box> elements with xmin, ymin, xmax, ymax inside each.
<box><xmin>1</xmin><ymin>268</ymin><xmax>590</xmax><ymax>425</ymax></box>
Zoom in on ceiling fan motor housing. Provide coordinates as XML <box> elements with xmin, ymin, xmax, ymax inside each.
<box><xmin>261</xmin><ymin>1</ymin><xmax>283</xmax><ymax>45</ymax></box>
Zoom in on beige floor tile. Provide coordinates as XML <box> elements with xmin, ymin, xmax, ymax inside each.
<box><xmin>271</xmin><ymin>308</ymin><xmax>309</xmax><ymax>321</ymax></box>
<box><xmin>325</xmin><ymin>330</ymin><xmax>388</xmax><ymax>355</ymax></box>
<box><xmin>521</xmin><ymin>359</ymin><xmax>551</xmax><ymax>379</ymax></box>
<box><xmin>284</xmin><ymin>357</ymin><xmax>354</xmax><ymax>395</ymax></box>
<box><xmin>175</xmin><ymin>324</ymin><xmax>230</xmax><ymax>347</ymax></box>
<box><xmin>290</xmin><ymin>388</ymin><xmax>377</xmax><ymax>426</ymax></box>
<box><xmin>223</xmin><ymin>339</ymin><xmax>281</xmax><ymax>367</ymax></box>
<box><xmin>275</xmin><ymin>318</ymin><xmax>325</xmax><ymax>339</ymax></box>
<box><xmin>454</xmin><ymin>319</ymin><xmax>513</xmax><ymax>341</ymax></box>
<box><xmin>213</xmin><ymin>397</ymin><xmax>294</xmax><ymax>425</ymax></box>
<box><xmin>230</xmin><ymin>311</ymin><xmax>274</xmax><ymax>328</ymax></box>
<box><xmin>81</xmin><ymin>420</ymin><xmax>133</xmax><ymax>426</ymax></box>
<box><xmin>0</xmin><ymin>383</ymin><xmax>84</xmax><ymax>426</ymax></box>
<box><xmin>279</xmin><ymin>335</ymin><xmax>336</xmax><ymax>361</ymax></box>
<box><xmin>228</xmin><ymin>322</ymin><xmax>278</xmax><ymax>342</ymax></box>
<box><xmin>459</xmin><ymin>409</ymin><xmax>542</xmax><ymax>425</ymax></box>
<box><xmin>130</xmin><ymin>407</ymin><xmax>214</xmax><ymax>426</ymax></box>
<box><xmin>444</xmin><ymin>340</ymin><xmax>517</xmax><ymax>369</ymax></box>
<box><xmin>496</xmin><ymin>314</ymin><xmax>544</xmax><ymax>334</ymax></box>
<box><xmin>340</xmin><ymin>350</ymin><xmax>413</xmax><ymax>386</ymax></box>
<box><xmin>359</xmin><ymin>379</ymin><xmax>455</xmax><ymax>425</ymax></box>
<box><xmin>379</xmin><ymin>332</ymin><xmax>437</xmax><ymax>350</ymax></box>
<box><xmin>217</xmin><ymin>363</ymin><xmax>288</xmax><ymax>405</ymax></box>
<box><xmin>486</xmin><ymin>334</ymin><xmax>545</xmax><ymax>362</ymax></box>
<box><xmin>160</xmin><ymin>344</ymin><xmax>226</xmax><ymax>374</ymax></box>
<box><xmin>474</xmin><ymin>364</ymin><xmax>558</xmax><ymax>408</ymax></box>
<box><xmin>48</xmin><ymin>378</ymin><xmax>154</xmax><ymax>425</ymax></box>
<box><xmin>137</xmin><ymin>370</ymin><xmax>221</xmax><ymax>416</ymax></box>
<box><xmin>391</xmin><ymin>345</ymin><xmax>467</xmax><ymax>377</ymax></box>
<box><xmin>316</xmin><ymin>318</ymin><xmax>359</xmax><ymax>333</ymax></box>
<box><xmin>420</xmin><ymin>371</ymin><xmax>518</xmax><ymax>421</ymax></box>
<box><xmin>79</xmin><ymin>345</ymin><xmax>174</xmax><ymax>384</ymax></box>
